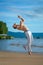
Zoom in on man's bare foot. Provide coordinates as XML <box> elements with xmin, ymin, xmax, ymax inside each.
<box><xmin>28</xmin><ymin>52</ymin><xmax>32</xmax><ymax>56</ymax></box>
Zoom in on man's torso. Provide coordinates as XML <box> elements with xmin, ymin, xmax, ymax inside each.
<box><xmin>17</xmin><ymin>25</ymin><xmax>29</xmax><ymax>31</ymax></box>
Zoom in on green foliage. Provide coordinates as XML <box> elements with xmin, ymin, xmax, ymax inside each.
<box><xmin>0</xmin><ymin>21</ymin><xmax>8</xmax><ymax>34</ymax></box>
<box><xmin>0</xmin><ymin>36</ymin><xmax>14</xmax><ymax>39</ymax></box>
<box><xmin>6</xmin><ymin>36</ymin><xmax>12</xmax><ymax>39</ymax></box>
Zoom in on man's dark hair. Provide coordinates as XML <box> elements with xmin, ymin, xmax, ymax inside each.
<box><xmin>14</xmin><ymin>27</ymin><xmax>17</xmax><ymax>29</ymax></box>
<box><xmin>14</xmin><ymin>24</ymin><xmax>17</xmax><ymax>29</ymax></box>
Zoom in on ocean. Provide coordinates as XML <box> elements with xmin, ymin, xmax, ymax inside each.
<box><xmin>8</xmin><ymin>31</ymin><xmax>43</xmax><ymax>38</ymax></box>
<box><xmin>0</xmin><ymin>38</ymin><xmax>43</xmax><ymax>53</ymax></box>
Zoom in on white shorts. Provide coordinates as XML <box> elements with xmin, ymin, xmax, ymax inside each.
<box><xmin>24</xmin><ymin>30</ymin><xmax>33</xmax><ymax>52</ymax></box>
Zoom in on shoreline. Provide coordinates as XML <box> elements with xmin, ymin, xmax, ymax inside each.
<box><xmin>0</xmin><ymin>51</ymin><xmax>43</xmax><ymax>65</ymax></box>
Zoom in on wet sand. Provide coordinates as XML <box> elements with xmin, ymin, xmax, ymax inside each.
<box><xmin>0</xmin><ymin>51</ymin><xmax>43</xmax><ymax>65</ymax></box>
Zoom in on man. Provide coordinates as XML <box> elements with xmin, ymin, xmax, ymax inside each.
<box><xmin>13</xmin><ymin>16</ymin><xmax>33</xmax><ymax>55</ymax></box>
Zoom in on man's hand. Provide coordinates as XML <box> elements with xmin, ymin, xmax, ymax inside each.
<box><xmin>18</xmin><ymin>15</ymin><xmax>24</xmax><ymax>22</ymax></box>
<box><xmin>18</xmin><ymin>15</ymin><xmax>21</xmax><ymax>18</ymax></box>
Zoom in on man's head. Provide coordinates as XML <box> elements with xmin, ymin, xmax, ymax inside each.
<box><xmin>13</xmin><ymin>24</ymin><xmax>17</xmax><ymax>29</ymax></box>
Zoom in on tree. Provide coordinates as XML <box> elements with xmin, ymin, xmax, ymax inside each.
<box><xmin>0</xmin><ymin>21</ymin><xmax>8</xmax><ymax>34</ymax></box>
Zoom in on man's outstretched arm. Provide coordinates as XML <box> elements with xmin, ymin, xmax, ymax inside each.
<box><xmin>18</xmin><ymin>15</ymin><xmax>24</xmax><ymax>22</ymax></box>
<box><xmin>18</xmin><ymin>15</ymin><xmax>25</xmax><ymax>28</ymax></box>
<box><xmin>13</xmin><ymin>16</ymin><xmax>25</xmax><ymax>29</ymax></box>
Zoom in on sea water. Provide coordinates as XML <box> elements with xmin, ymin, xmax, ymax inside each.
<box><xmin>0</xmin><ymin>38</ymin><xmax>43</xmax><ymax>53</ymax></box>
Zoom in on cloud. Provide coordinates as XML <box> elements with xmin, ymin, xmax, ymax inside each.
<box><xmin>6</xmin><ymin>6</ymin><xmax>35</xmax><ymax>18</ymax></box>
<box><xmin>0</xmin><ymin>0</ymin><xmax>43</xmax><ymax>6</ymax></box>
<box><xmin>0</xmin><ymin>0</ymin><xmax>43</xmax><ymax>19</ymax></box>
<box><xmin>10</xmin><ymin>6</ymin><xmax>43</xmax><ymax>18</ymax></box>
<box><xmin>0</xmin><ymin>6</ymin><xmax>42</xmax><ymax>19</ymax></box>
<box><xmin>0</xmin><ymin>12</ymin><xmax>17</xmax><ymax>17</ymax></box>
<box><xmin>34</xmin><ymin>7</ymin><xmax>43</xmax><ymax>14</ymax></box>
<box><xmin>24</xmin><ymin>14</ymin><xmax>37</xmax><ymax>18</ymax></box>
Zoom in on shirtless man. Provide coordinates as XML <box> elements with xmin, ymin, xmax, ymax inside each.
<box><xmin>13</xmin><ymin>16</ymin><xmax>33</xmax><ymax>55</ymax></box>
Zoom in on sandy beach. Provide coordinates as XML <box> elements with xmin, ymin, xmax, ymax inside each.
<box><xmin>0</xmin><ymin>51</ymin><xmax>43</xmax><ymax>65</ymax></box>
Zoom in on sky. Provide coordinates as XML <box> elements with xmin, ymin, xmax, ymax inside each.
<box><xmin>0</xmin><ymin>0</ymin><xmax>43</xmax><ymax>33</ymax></box>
